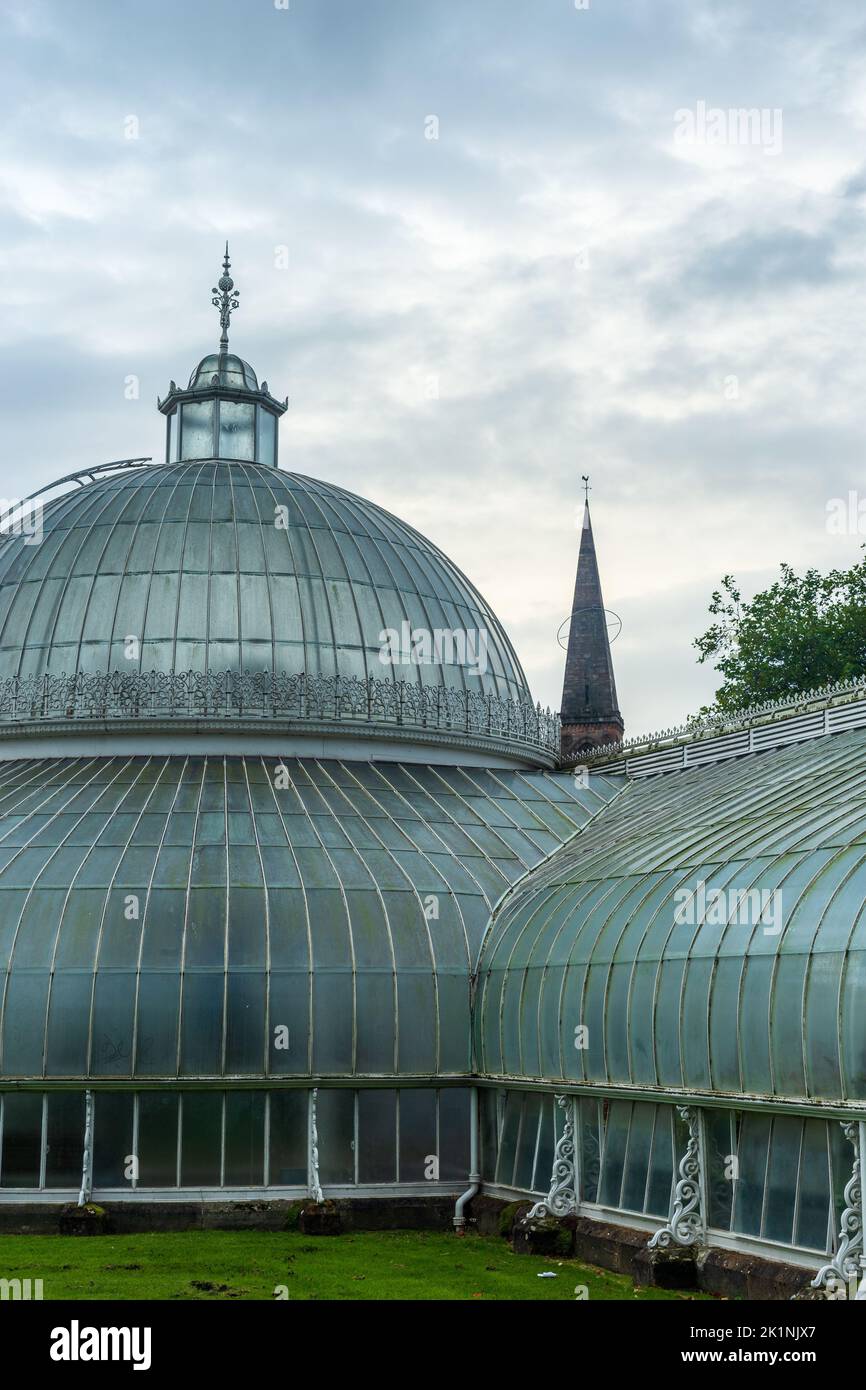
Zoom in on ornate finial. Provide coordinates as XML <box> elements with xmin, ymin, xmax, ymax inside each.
<box><xmin>582</xmin><ymin>474</ymin><xmax>591</xmax><ymax>504</ymax></box>
<box><xmin>211</xmin><ymin>242</ymin><xmax>240</xmax><ymax>351</ymax></box>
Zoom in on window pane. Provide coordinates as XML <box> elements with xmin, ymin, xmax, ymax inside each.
<box><xmin>579</xmin><ymin>1099</ymin><xmax>601</xmax><ymax>1204</ymax></box>
<box><xmin>621</xmin><ymin>1102</ymin><xmax>655</xmax><ymax>1213</ymax></box>
<box><xmin>93</xmin><ymin>1093</ymin><xmax>135</xmax><ymax>1188</ymax></box>
<box><xmin>181</xmin><ymin>401</ymin><xmax>214</xmax><ymax>460</ymax></box>
<box><xmin>269</xmin><ymin>1090</ymin><xmax>307</xmax><ymax>1185</ymax></box>
<box><xmin>219</xmin><ymin>401</ymin><xmax>255</xmax><ymax>461</ymax></box>
<box><xmin>181</xmin><ymin>1092</ymin><xmax>222</xmax><ymax>1186</ymax></box>
<box><xmin>45</xmin><ymin>1092</ymin><xmax>84</xmax><ymax>1186</ymax></box>
<box><xmin>138</xmin><ymin>1092</ymin><xmax>178</xmax><ymax>1187</ymax></box>
<box><xmin>317</xmin><ymin>1088</ymin><xmax>354</xmax><ymax>1184</ymax></box>
<box><xmin>496</xmin><ymin>1091</ymin><xmax>520</xmax><ymax>1185</ymax></box>
<box><xmin>399</xmin><ymin>1088</ymin><xmax>437</xmax><ymax>1184</ymax></box>
<box><xmin>762</xmin><ymin>1115</ymin><xmax>802</xmax><ymax>1245</ymax></box>
<box><xmin>513</xmin><ymin>1093</ymin><xmax>541</xmax><ymax>1191</ymax></box>
<box><xmin>598</xmin><ymin>1101</ymin><xmax>630</xmax><ymax>1208</ymax></box>
<box><xmin>704</xmin><ymin>1108</ymin><xmax>735</xmax><ymax>1231</ymax></box>
<box><xmin>438</xmin><ymin>1088</ymin><xmax>470</xmax><ymax>1181</ymax></box>
<box><xmin>1</xmin><ymin>1093</ymin><xmax>43</xmax><ymax>1187</ymax></box>
<box><xmin>224</xmin><ymin>1091</ymin><xmax>265</xmax><ymax>1185</ymax></box>
<box><xmin>256</xmin><ymin>408</ymin><xmax>276</xmax><ymax>466</ymax></box>
<box><xmin>357</xmin><ymin>1090</ymin><xmax>396</xmax><ymax>1183</ymax></box>
<box><xmin>732</xmin><ymin>1113</ymin><xmax>771</xmax><ymax>1238</ymax></box>
<box><xmin>532</xmin><ymin>1094</ymin><xmax>555</xmax><ymax>1195</ymax></box>
<box><xmin>796</xmin><ymin>1119</ymin><xmax>832</xmax><ymax>1252</ymax></box>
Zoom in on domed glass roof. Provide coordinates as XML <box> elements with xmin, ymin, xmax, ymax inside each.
<box><xmin>188</xmin><ymin>353</ymin><xmax>258</xmax><ymax>392</ymax></box>
<box><xmin>0</xmin><ymin>461</ymin><xmax>530</xmax><ymax>708</ymax></box>
<box><xmin>476</xmin><ymin>728</ymin><xmax>866</xmax><ymax>1102</ymax></box>
<box><xmin>0</xmin><ymin>754</ymin><xmax>598</xmax><ymax>1080</ymax></box>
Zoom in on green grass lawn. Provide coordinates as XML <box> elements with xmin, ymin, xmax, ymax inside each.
<box><xmin>0</xmin><ymin>1229</ymin><xmax>711</xmax><ymax>1301</ymax></box>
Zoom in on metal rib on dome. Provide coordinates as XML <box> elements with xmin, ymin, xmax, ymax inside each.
<box><xmin>476</xmin><ymin>727</ymin><xmax>866</xmax><ymax>1105</ymax></box>
<box><xmin>0</xmin><ymin>754</ymin><xmax>612</xmax><ymax>1081</ymax></box>
<box><xmin>0</xmin><ymin>461</ymin><xmax>553</xmax><ymax>763</ymax></box>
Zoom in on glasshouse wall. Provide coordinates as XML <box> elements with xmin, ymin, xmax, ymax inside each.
<box><xmin>0</xmin><ymin>1087</ymin><xmax>471</xmax><ymax>1196</ymax></box>
<box><xmin>480</xmin><ymin>1089</ymin><xmax>854</xmax><ymax>1266</ymax></box>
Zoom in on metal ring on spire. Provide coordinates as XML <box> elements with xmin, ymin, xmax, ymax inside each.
<box><xmin>557</xmin><ymin>608</ymin><xmax>622</xmax><ymax>649</ymax></box>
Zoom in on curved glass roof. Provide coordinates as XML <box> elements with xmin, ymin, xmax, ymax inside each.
<box><xmin>188</xmin><ymin>353</ymin><xmax>258</xmax><ymax>392</ymax></box>
<box><xmin>0</xmin><ymin>754</ymin><xmax>612</xmax><ymax>1080</ymax></box>
<box><xmin>476</xmin><ymin>728</ymin><xmax>866</xmax><ymax>1104</ymax></box>
<box><xmin>0</xmin><ymin>461</ymin><xmax>530</xmax><ymax>708</ymax></box>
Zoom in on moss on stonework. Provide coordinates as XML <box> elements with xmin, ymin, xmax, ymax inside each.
<box><xmin>498</xmin><ymin>1202</ymin><xmax>527</xmax><ymax>1237</ymax></box>
<box><xmin>281</xmin><ymin>1202</ymin><xmax>306</xmax><ymax>1231</ymax></box>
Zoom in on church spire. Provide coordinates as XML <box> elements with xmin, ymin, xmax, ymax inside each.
<box><xmin>559</xmin><ymin>488</ymin><xmax>624</xmax><ymax>762</ymax></box>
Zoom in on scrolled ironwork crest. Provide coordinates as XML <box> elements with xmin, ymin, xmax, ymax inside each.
<box><xmin>648</xmin><ymin>1105</ymin><xmax>705</xmax><ymax>1249</ymax></box>
<box><xmin>527</xmin><ymin>1095</ymin><xmax>577</xmax><ymax>1220</ymax></box>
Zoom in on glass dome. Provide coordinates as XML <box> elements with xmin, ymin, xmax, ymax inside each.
<box><xmin>0</xmin><ymin>460</ymin><xmax>558</xmax><ymax>763</ymax></box>
<box><xmin>188</xmin><ymin>353</ymin><xmax>259</xmax><ymax>392</ymax></box>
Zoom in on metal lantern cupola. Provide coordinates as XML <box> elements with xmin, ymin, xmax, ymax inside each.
<box><xmin>158</xmin><ymin>245</ymin><xmax>288</xmax><ymax>466</ymax></box>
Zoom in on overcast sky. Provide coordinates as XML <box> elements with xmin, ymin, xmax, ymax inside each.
<box><xmin>1</xmin><ymin>0</ymin><xmax>864</xmax><ymax>734</ymax></box>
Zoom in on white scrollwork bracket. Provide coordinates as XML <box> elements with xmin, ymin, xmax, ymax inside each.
<box><xmin>648</xmin><ymin>1105</ymin><xmax>705</xmax><ymax>1249</ymax></box>
<box><xmin>811</xmin><ymin>1121</ymin><xmax>862</xmax><ymax>1296</ymax></box>
<box><xmin>527</xmin><ymin>1095</ymin><xmax>576</xmax><ymax>1221</ymax></box>
<box><xmin>308</xmin><ymin>1087</ymin><xmax>324</xmax><ymax>1204</ymax></box>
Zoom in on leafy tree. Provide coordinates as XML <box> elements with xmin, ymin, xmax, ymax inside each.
<box><xmin>693</xmin><ymin>554</ymin><xmax>866</xmax><ymax>717</ymax></box>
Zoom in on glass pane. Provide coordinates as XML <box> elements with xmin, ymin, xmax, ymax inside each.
<box><xmin>513</xmin><ymin>1093</ymin><xmax>541</xmax><ymax>1191</ymax></box>
<box><xmin>479</xmin><ymin>1089</ymin><xmax>500</xmax><ymax>1184</ymax></box>
<box><xmin>45</xmin><ymin>973</ymin><xmax>92</xmax><ymax>1076</ymax></box>
<box><xmin>269</xmin><ymin>1090</ymin><xmax>307</xmax><ymax>1185</ymax></box>
<box><xmin>138</xmin><ymin>1092</ymin><xmax>178</xmax><ymax>1187</ymax></box>
<box><xmin>399</xmin><ymin>1088</ymin><xmax>437</xmax><ymax>1184</ymax></box>
<box><xmin>705</xmin><ymin>1108</ymin><xmax>735</xmax><ymax>1231</ymax></box>
<box><xmin>224</xmin><ymin>1091</ymin><xmax>265</xmax><ymax>1186</ymax></box>
<box><xmin>796</xmin><ymin>1119</ymin><xmax>832</xmax><ymax>1252</ymax></box>
<box><xmin>438</xmin><ymin>1088</ymin><xmax>470</xmax><ymax>1182</ymax></box>
<box><xmin>357</xmin><ymin>1090</ymin><xmax>396</xmax><ymax>1183</ymax></box>
<box><xmin>181</xmin><ymin>401</ymin><xmax>214</xmax><ymax>459</ymax></box>
<box><xmin>598</xmin><ymin>1101</ymin><xmax>630</xmax><ymax>1208</ymax></box>
<box><xmin>45</xmin><ymin>1092</ymin><xmax>84</xmax><ymax>1187</ymax></box>
<box><xmin>93</xmin><ymin>1093</ymin><xmax>134</xmax><ymax>1188</ymax></box>
<box><xmin>762</xmin><ymin>1115</ymin><xmax>802</xmax><ymax>1244</ymax></box>
<box><xmin>181</xmin><ymin>1092</ymin><xmax>222</xmax><ymax>1186</ymax></box>
<box><xmin>621</xmin><ymin>1102</ymin><xmax>654</xmax><ymax>1213</ymax></box>
<box><xmin>180</xmin><ymin>973</ymin><xmax>224</xmax><ymax>1075</ymax></box>
<box><xmin>579</xmin><ymin>1099</ymin><xmax>601</xmax><ymax>1203</ymax></box>
<box><xmin>256</xmin><ymin>408</ymin><xmax>276</xmax><ymax>466</ymax></box>
<box><xmin>532</xmin><ymin>1095</ymin><xmax>556</xmax><ymax>1195</ymax></box>
<box><xmin>645</xmin><ymin>1107</ymin><xmax>675</xmax><ymax>1218</ymax></box>
<box><xmin>1</xmin><ymin>1093</ymin><xmax>43</xmax><ymax>1187</ymax></box>
<box><xmin>317</xmin><ymin>1088</ymin><xmax>355</xmax><ymax>1185</ymax></box>
<box><xmin>496</xmin><ymin>1091</ymin><xmax>520</xmax><ymax>1185</ymax></box>
<box><xmin>219</xmin><ymin>401</ymin><xmax>255</xmax><ymax>461</ymax></box>
<box><xmin>732</xmin><ymin>1113</ymin><xmax>771</xmax><ymax>1238</ymax></box>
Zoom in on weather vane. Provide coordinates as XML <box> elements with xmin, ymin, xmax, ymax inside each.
<box><xmin>582</xmin><ymin>474</ymin><xmax>591</xmax><ymax>503</ymax></box>
<box><xmin>212</xmin><ymin>243</ymin><xmax>240</xmax><ymax>351</ymax></box>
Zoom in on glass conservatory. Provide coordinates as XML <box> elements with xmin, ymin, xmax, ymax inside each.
<box><xmin>0</xmin><ymin>252</ymin><xmax>863</xmax><ymax>1295</ymax></box>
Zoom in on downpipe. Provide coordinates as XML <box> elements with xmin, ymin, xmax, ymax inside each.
<box><xmin>453</xmin><ymin>1087</ymin><xmax>480</xmax><ymax>1234</ymax></box>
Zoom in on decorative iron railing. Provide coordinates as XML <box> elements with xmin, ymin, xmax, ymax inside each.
<box><xmin>0</xmin><ymin>670</ymin><xmax>560</xmax><ymax>754</ymax></box>
<box><xmin>580</xmin><ymin>674</ymin><xmax>866</xmax><ymax>777</ymax></box>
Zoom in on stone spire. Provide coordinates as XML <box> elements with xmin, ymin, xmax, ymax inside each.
<box><xmin>559</xmin><ymin>493</ymin><xmax>624</xmax><ymax>762</ymax></box>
